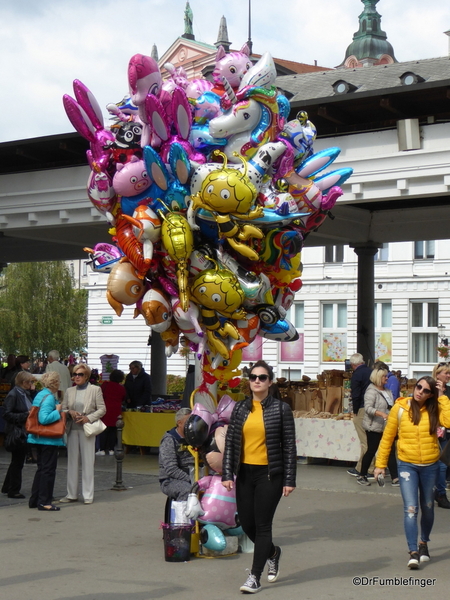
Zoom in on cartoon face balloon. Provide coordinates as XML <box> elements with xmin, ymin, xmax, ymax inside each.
<box><xmin>190</xmin><ymin>266</ymin><xmax>245</xmax><ymax>319</ymax></box>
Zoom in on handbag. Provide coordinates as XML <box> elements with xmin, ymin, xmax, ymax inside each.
<box><xmin>83</xmin><ymin>419</ymin><xmax>106</xmax><ymax>438</ymax></box>
<box><xmin>25</xmin><ymin>394</ymin><xmax>66</xmax><ymax>439</ymax></box>
<box><xmin>439</xmin><ymin>439</ymin><xmax>450</xmax><ymax>466</ymax></box>
<box><xmin>5</xmin><ymin>426</ymin><xmax>27</xmax><ymax>452</ymax></box>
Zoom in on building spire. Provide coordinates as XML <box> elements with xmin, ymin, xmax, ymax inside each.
<box><xmin>247</xmin><ymin>0</ymin><xmax>253</xmax><ymax>55</ymax></box>
<box><xmin>151</xmin><ymin>44</ymin><xmax>158</xmax><ymax>62</ymax></box>
<box><xmin>215</xmin><ymin>16</ymin><xmax>231</xmax><ymax>51</ymax></box>
<box><xmin>340</xmin><ymin>0</ymin><xmax>397</xmax><ymax>67</ymax></box>
<box><xmin>182</xmin><ymin>1</ymin><xmax>195</xmax><ymax>40</ymax></box>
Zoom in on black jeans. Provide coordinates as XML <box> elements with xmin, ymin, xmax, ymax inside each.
<box><xmin>99</xmin><ymin>426</ymin><xmax>117</xmax><ymax>452</ymax></box>
<box><xmin>2</xmin><ymin>444</ymin><xmax>27</xmax><ymax>495</ymax></box>
<box><xmin>236</xmin><ymin>464</ymin><xmax>283</xmax><ymax>579</ymax></box>
<box><xmin>29</xmin><ymin>445</ymin><xmax>59</xmax><ymax>507</ymax></box>
<box><xmin>361</xmin><ymin>430</ymin><xmax>398</xmax><ymax>479</ymax></box>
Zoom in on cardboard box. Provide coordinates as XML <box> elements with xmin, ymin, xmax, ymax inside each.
<box><xmin>325</xmin><ymin>387</ymin><xmax>343</xmax><ymax>414</ymax></box>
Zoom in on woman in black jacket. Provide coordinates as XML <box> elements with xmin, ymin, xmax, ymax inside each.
<box><xmin>222</xmin><ymin>360</ymin><xmax>296</xmax><ymax>594</ymax></box>
<box><xmin>2</xmin><ymin>371</ymin><xmax>35</xmax><ymax>498</ymax></box>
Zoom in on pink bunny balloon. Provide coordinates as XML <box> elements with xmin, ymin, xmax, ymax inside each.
<box><xmin>63</xmin><ymin>80</ymin><xmax>115</xmax><ymax>171</ymax></box>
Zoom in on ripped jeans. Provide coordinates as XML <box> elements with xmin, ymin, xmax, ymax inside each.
<box><xmin>397</xmin><ymin>460</ymin><xmax>440</xmax><ymax>552</ymax></box>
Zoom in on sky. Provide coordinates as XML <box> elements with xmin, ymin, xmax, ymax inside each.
<box><xmin>1</xmin><ymin>0</ymin><xmax>450</xmax><ymax>143</ymax></box>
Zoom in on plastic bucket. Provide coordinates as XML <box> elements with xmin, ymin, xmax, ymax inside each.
<box><xmin>163</xmin><ymin>524</ymin><xmax>192</xmax><ymax>562</ymax></box>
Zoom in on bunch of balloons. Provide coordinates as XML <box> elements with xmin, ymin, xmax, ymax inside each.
<box><xmin>64</xmin><ymin>44</ymin><xmax>352</xmax><ymax>385</ymax></box>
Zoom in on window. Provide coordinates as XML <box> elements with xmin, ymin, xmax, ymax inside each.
<box><xmin>82</xmin><ymin>261</ymin><xmax>88</xmax><ymax>277</ymax></box>
<box><xmin>281</xmin><ymin>368</ymin><xmax>302</xmax><ymax>380</ymax></box>
<box><xmin>414</xmin><ymin>241</ymin><xmax>435</xmax><ymax>259</ymax></box>
<box><xmin>374</xmin><ymin>302</ymin><xmax>392</xmax><ymax>328</ymax></box>
<box><xmin>411</xmin><ymin>301</ymin><xmax>438</xmax><ymax>363</ymax></box>
<box><xmin>290</xmin><ymin>302</ymin><xmax>304</xmax><ymax>329</ymax></box>
<box><xmin>325</xmin><ymin>245</ymin><xmax>344</xmax><ymax>263</ymax></box>
<box><xmin>375</xmin><ymin>243</ymin><xmax>389</xmax><ymax>261</ymax></box>
<box><xmin>323</xmin><ymin>303</ymin><xmax>347</xmax><ymax>328</ymax></box>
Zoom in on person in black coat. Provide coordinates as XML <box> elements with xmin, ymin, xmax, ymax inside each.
<box><xmin>124</xmin><ymin>361</ymin><xmax>152</xmax><ymax>408</ymax></box>
<box><xmin>222</xmin><ymin>360</ymin><xmax>296</xmax><ymax>594</ymax></box>
<box><xmin>2</xmin><ymin>371</ymin><xmax>35</xmax><ymax>498</ymax></box>
<box><xmin>347</xmin><ymin>353</ymin><xmax>373</xmax><ymax>477</ymax></box>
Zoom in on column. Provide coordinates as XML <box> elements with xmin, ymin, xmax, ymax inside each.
<box><xmin>351</xmin><ymin>243</ymin><xmax>380</xmax><ymax>366</ymax></box>
<box><xmin>150</xmin><ymin>332</ymin><xmax>167</xmax><ymax>397</ymax></box>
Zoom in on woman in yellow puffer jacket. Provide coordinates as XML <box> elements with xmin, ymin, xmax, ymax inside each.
<box><xmin>374</xmin><ymin>376</ymin><xmax>450</xmax><ymax>571</ymax></box>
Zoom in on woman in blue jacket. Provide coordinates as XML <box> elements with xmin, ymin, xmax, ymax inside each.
<box><xmin>28</xmin><ymin>371</ymin><xmax>65</xmax><ymax>511</ymax></box>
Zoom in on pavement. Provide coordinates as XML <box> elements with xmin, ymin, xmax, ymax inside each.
<box><xmin>1</xmin><ymin>448</ymin><xmax>449</xmax><ymax>600</ymax></box>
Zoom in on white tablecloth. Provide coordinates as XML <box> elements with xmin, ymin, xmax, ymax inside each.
<box><xmin>295</xmin><ymin>417</ymin><xmax>359</xmax><ymax>461</ymax></box>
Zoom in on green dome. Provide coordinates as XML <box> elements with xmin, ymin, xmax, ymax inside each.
<box><xmin>343</xmin><ymin>0</ymin><xmax>397</xmax><ymax>63</ymax></box>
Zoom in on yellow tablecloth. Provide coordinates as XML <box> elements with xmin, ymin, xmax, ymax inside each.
<box><xmin>122</xmin><ymin>412</ymin><xmax>176</xmax><ymax>447</ymax></box>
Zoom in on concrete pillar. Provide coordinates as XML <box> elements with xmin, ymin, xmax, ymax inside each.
<box><xmin>351</xmin><ymin>243</ymin><xmax>380</xmax><ymax>366</ymax></box>
<box><xmin>150</xmin><ymin>332</ymin><xmax>167</xmax><ymax>397</ymax></box>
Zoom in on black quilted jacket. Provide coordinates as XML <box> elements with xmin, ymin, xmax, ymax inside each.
<box><xmin>221</xmin><ymin>395</ymin><xmax>297</xmax><ymax>487</ymax></box>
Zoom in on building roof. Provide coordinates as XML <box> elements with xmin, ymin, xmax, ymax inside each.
<box><xmin>253</xmin><ymin>54</ymin><xmax>331</xmax><ymax>74</ymax></box>
<box><xmin>276</xmin><ymin>55</ymin><xmax>450</xmax><ymax>135</ymax></box>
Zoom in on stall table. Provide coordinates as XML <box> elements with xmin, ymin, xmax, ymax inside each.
<box><xmin>122</xmin><ymin>412</ymin><xmax>175</xmax><ymax>448</ymax></box>
<box><xmin>295</xmin><ymin>417</ymin><xmax>359</xmax><ymax>462</ymax></box>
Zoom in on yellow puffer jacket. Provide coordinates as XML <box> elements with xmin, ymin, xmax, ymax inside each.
<box><xmin>376</xmin><ymin>395</ymin><xmax>450</xmax><ymax>467</ymax></box>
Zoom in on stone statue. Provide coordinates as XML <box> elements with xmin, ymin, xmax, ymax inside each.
<box><xmin>184</xmin><ymin>2</ymin><xmax>193</xmax><ymax>35</ymax></box>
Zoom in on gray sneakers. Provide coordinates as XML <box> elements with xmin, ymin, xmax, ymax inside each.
<box><xmin>267</xmin><ymin>546</ymin><xmax>282</xmax><ymax>582</ymax></box>
<box><xmin>240</xmin><ymin>573</ymin><xmax>261</xmax><ymax>594</ymax></box>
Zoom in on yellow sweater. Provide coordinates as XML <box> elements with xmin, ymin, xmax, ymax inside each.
<box><xmin>376</xmin><ymin>395</ymin><xmax>450</xmax><ymax>467</ymax></box>
<box><xmin>241</xmin><ymin>401</ymin><xmax>268</xmax><ymax>465</ymax></box>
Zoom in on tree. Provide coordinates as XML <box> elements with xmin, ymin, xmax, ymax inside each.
<box><xmin>0</xmin><ymin>261</ymin><xmax>87</xmax><ymax>359</ymax></box>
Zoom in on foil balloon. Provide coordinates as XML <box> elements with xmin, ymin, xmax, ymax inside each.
<box><xmin>196</xmin><ymin>475</ymin><xmax>238</xmax><ymax>529</ymax></box>
<box><xmin>83</xmin><ymin>243</ymin><xmax>123</xmax><ymax>273</ymax></box>
<box><xmin>190</xmin><ymin>263</ymin><xmax>246</xmax><ymax>360</ymax></box>
<box><xmin>87</xmin><ymin>169</ymin><xmax>117</xmax><ymax>216</ymax></box>
<box><xmin>139</xmin><ymin>286</ymin><xmax>172</xmax><ymax>332</ymax></box>
<box><xmin>158</xmin><ymin>207</ymin><xmax>194</xmax><ymax>312</ymax></box>
<box><xmin>121</xmin><ymin>205</ymin><xmax>161</xmax><ymax>261</ymax></box>
<box><xmin>200</xmin><ymin>524</ymin><xmax>227</xmax><ymax>551</ymax></box>
<box><xmin>106</xmin><ymin>261</ymin><xmax>146</xmax><ymax>317</ymax></box>
<box><xmin>190</xmin><ymin>151</ymin><xmax>263</xmax><ymax>261</ymax></box>
<box><xmin>184</xmin><ymin>403</ymin><xmax>215</xmax><ymax>447</ymax></box>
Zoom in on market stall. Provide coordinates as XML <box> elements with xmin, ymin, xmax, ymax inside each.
<box><xmin>294</xmin><ymin>417</ymin><xmax>359</xmax><ymax>461</ymax></box>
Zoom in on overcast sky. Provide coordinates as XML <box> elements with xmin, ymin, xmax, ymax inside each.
<box><xmin>1</xmin><ymin>0</ymin><xmax>450</xmax><ymax>143</ymax></box>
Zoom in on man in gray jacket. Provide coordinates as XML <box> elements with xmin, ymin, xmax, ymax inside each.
<box><xmin>159</xmin><ymin>408</ymin><xmax>194</xmax><ymax>501</ymax></box>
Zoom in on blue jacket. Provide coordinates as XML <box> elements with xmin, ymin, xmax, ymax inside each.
<box><xmin>385</xmin><ymin>372</ymin><xmax>400</xmax><ymax>400</ymax></box>
<box><xmin>27</xmin><ymin>388</ymin><xmax>65</xmax><ymax>446</ymax></box>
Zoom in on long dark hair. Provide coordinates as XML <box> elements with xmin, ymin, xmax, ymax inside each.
<box><xmin>409</xmin><ymin>376</ymin><xmax>439</xmax><ymax>434</ymax></box>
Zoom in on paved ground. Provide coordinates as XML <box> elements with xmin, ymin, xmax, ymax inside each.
<box><xmin>1</xmin><ymin>448</ymin><xmax>449</xmax><ymax>600</ymax></box>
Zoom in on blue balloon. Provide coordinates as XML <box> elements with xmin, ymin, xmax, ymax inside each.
<box><xmin>201</xmin><ymin>524</ymin><xmax>226</xmax><ymax>551</ymax></box>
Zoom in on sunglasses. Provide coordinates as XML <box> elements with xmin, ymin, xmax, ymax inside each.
<box><xmin>416</xmin><ymin>383</ymin><xmax>432</xmax><ymax>394</ymax></box>
<box><xmin>249</xmin><ymin>374</ymin><xmax>269</xmax><ymax>382</ymax></box>
<box><xmin>73</xmin><ymin>373</ymin><xmax>85</xmax><ymax>377</ymax></box>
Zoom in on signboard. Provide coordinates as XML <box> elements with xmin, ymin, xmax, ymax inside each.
<box><xmin>280</xmin><ymin>333</ymin><xmax>304</xmax><ymax>362</ymax></box>
<box><xmin>101</xmin><ymin>316</ymin><xmax>113</xmax><ymax>325</ymax></box>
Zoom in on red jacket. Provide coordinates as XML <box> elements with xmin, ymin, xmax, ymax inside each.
<box><xmin>100</xmin><ymin>382</ymin><xmax>127</xmax><ymax>426</ymax></box>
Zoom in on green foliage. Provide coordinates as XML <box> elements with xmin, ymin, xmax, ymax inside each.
<box><xmin>166</xmin><ymin>374</ymin><xmax>186</xmax><ymax>394</ymax></box>
<box><xmin>0</xmin><ymin>261</ymin><xmax>87</xmax><ymax>359</ymax></box>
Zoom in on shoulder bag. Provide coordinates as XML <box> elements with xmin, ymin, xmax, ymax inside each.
<box><xmin>25</xmin><ymin>394</ymin><xmax>66</xmax><ymax>439</ymax></box>
<box><xmin>83</xmin><ymin>419</ymin><xmax>106</xmax><ymax>437</ymax></box>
